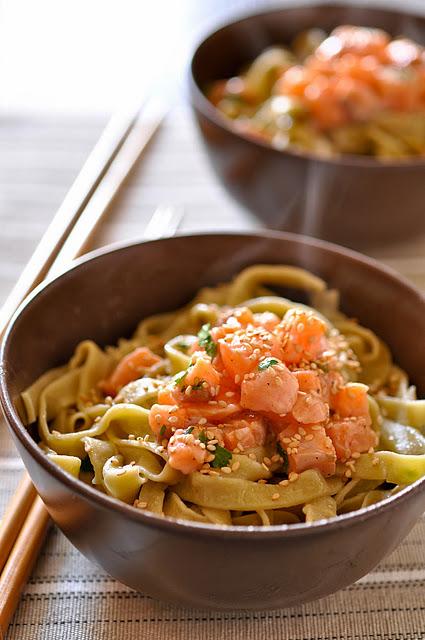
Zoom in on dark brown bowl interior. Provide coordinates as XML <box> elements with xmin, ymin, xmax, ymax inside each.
<box><xmin>190</xmin><ymin>4</ymin><xmax>425</xmax><ymax>249</ymax></box>
<box><xmin>1</xmin><ymin>232</ymin><xmax>425</xmax><ymax>610</ymax></box>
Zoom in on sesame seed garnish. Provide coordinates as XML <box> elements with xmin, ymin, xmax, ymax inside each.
<box><xmin>279</xmin><ymin>479</ymin><xmax>289</xmax><ymax>487</ymax></box>
<box><xmin>234</xmin><ymin>375</ymin><xmax>241</xmax><ymax>384</ymax></box>
<box><xmin>233</xmin><ymin>448</ymin><xmax>240</xmax><ymax>454</ymax></box>
<box><xmin>352</xmin><ymin>452</ymin><xmax>361</xmax><ymax>459</ymax></box>
<box><xmin>294</xmin><ymin>433</ymin><xmax>302</xmax><ymax>441</ymax></box>
<box><xmin>238</xmin><ymin>443</ymin><xmax>245</xmax><ymax>452</ymax></box>
<box><xmin>248</xmin><ymin>452</ymin><xmax>256</xmax><ymax>460</ymax></box>
<box><xmin>207</xmin><ymin>444</ymin><xmax>216</xmax><ymax>452</ymax></box>
<box><xmin>257</xmin><ymin>479</ymin><xmax>267</xmax><ymax>484</ymax></box>
<box><xmin>94</xmin><ymin>416</ymin><xmax>101</xmax><ymax>423</ymax></box>
<box><xmin>345</xmin><ymin>469</ymin><xmax>352</xmax><ymax>478</ymax></box>
<box><xmin>263</xmin><ymin>457</ymin><xmax>271</xmax><ymax>466</ymax></box>
<box><xmin>128</xmin><ymin>434</ymin><xmax>135</xmax><ymax>440</ymax></box>
<box><xmin>198</xmin><ymin>417</ymin><xmax>207</xmax><ymax>425</ymax></box>
<box><xmin>199</xmin><ymin>443</ymin><xmax>206</xmax><ymax>450</ymax></box>
<box><xmin>271</xmin><ymin>454</ymin><xmax>280</xmax><ymax>463</ymax></box>
<box><xmin>208</xmin><ymin>400</ymin><xmax>218</xmax><ymax>405</ymax></box>
<box><xmin>221</xmin><ymin>466</ymin><xmax>231</xmax><ymax>474</ymax></box>
<box><xmin>232</xmin><ymin>461</ymin><xmax>240</xmax><ymax>471</ymax></box>
<box><xmin>298</xmin><ymin>427</ymin><xmax>306</xmax><ymax>436</ymax></box>
<box><xmin>155</xmin><ymin>414</ymin><xmax>162</xmax><ymax>422</ymax></box>
<box><xmin>282</xmin><ymin>437</ymin><xmax>291</xmax><ymax>444</ymax></box>
<box><xmin>225</xmin><ymin>391</ymin><xmax>235</xmax><ymax>397</ymax></box>
<box><xmin>305</xmin><ymin>434</ymin><xmax>314</xmax><ymax>441</ymax></box>
<box><xmin>218</xmin><ymin>400</ymin><xmax>227</xmax><ymax>408</ymax></box>
<box><xmin>272</xmin><ymin>492</ymin><xmax>280</xmax><ymax>500</ymax></box>
<box><xmin>289</xmin><ymin>472</ymin><xmax>299</xmax><ymax>482</ymax></box>
<box><xmin>169</xmin><ymin>416</ymin><xmax>178</xmax><ymax>423</ymax></box>
<box><xmin>368</xmin><ymin>447</ymin><xmax>375</xmax><ymax>454</ymax></box>
<box><xmin>137</xmin><ymin>501</ymin><xmax>148</xmax><ymax>509</ymax></box>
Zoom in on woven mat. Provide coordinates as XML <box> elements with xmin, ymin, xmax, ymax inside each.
<box><xmin>1</xmin><ymin>108</ymin><xmax>425</xmax><ymax>639</ymax></box>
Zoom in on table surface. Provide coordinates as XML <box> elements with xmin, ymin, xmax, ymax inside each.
<box><xmin>2</xmin><ymin>105</ymin><xmax>425</xmax><ymax>640</ymax></box>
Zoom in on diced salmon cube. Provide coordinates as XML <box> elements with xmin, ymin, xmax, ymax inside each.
<box><xmin>292</xmin><ymin>392</ymin><xmax>329</xmax><ymax>424</ymax></box>
<box><xmin>219</xmin><ymin>336</ymin><xmax>258</xmax><ymax>379</ymax></box>
<box><xmin>253</xmin><ymin>311</ymin><xmax>280</xmax><ymax>331</ymax></box>
<box><xmin>293</xmin><ymin>369</ymin><xmax>322</xmax><ymax>395</ymax></box>
<box><xmin>184</xmin><ymin>356</ymin><xmax>221</xmax><ymax>391</ymax></box>
<box><xmin>167</xmin><ymin>428</ymin><xmax>207</xmax><ymax>474</ymax></box>
<box><xmin>326</xmin><ymin>417</ymin><xmax>378</xmax><ymax>461</ymax></box>
<box><xmin>101</xmin><ymin>347</ymin><xmax>161</xmax><ymax>396</ymax></box>
<box><xmin>279</xmin><ymin>309</ymin><xmax>329</xmax><ymax>364</ymax></box>
<box><xmin>222</xmin><ymin>415</ymin><xmax>267</xmax><ymax>451</ymax></box>
<box><xmin>279</xmin><ymin>423</ymin><xmax>336</xmax><ymax>477</ymax></box>
<box><xmin>331</xmin><ymin>383</ymin><xmax>369</xmax><ymax>418</ymax></box>
<box><xmin>149</xmin><ymin>404</ymin><xmax>187</xmax><ymax>439</ymax></box>
<box><xmin>240</xmin><ymin>361</ymin><xmax>298</xmax><ymax>414</ymax></box>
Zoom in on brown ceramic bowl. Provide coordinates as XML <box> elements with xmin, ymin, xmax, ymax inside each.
<box><xmin>189</xmin><ymin>4</ymin><xmax>425</xmax><ymax>249</ymax></box>
<box><xmin>1</xmin><ymin>232</ymin><xmax>425</xmax><ymax>610</ymax></box>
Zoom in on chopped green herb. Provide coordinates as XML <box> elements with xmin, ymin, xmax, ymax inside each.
<box><xmin>258</xmin><ymin>357</ymin><xmax>279</xmax><ymax>371</ymax></box>
<box><xmin>159</xmin><ymin>425</ymin><xmax>166</xmax><ymax>437</ymax></box>
<box><xmin>211</xmin><ymin>444</ymin><xmax>232</xmax><ymax>468</ymax></box>
<box><xmin>277</xmin><ymin>442</ymin><xmax>289</xmax><ymax>473</ymax></box>
<box><xmin>191</xmin><ymin>379</ymin><xmax>205</xmax><ymax>391</ymax></box>
<box><xmin>185</xmin><ymin>426</ymin><xmax>194</xmax><ymax>434</ymax></box>
<box><xmin>80</xmin><ymin>456</ymin><xmax>94</xmax><ymax>473</ymax></box>
<box><xmin>199</xmin><ymin>430</ymin><xmax>208</xmax><ymax>445</ymax></box>
<box><xmin>197</xmin><ymin>323</ymin><xmax>217</xmax><ymax>358</ymax></box>
<box><xmin>173</xmin><ymin>369</ymin><xmax>188</xmax><ymax>386</ymax></box>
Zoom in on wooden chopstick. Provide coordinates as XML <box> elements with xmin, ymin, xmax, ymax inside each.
<box><xmin>0</xmin><ymin>474</ymin><xmax>36</xmax><ymax>574</ymax></box>
<box><xmin>0</xmin><ymin>99</ymin><xmax>166</xmax><ymax>635</ymax></box>
<box><xmin>0</xmin><ymin>496</ymin><xmax>50</xmax><ymax>634</ymax></box>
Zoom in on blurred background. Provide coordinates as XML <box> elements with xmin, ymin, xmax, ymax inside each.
<box><xmin>1</xmin><ymin>0</ymin><xmax>425</xmax><ymax>307</ymax></box>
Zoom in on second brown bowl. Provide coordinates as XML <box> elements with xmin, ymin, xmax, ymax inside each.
<box><xmin>190</xmin><ymin>3</ymin><xmax>425</xmax><ymax>249</ymax></box>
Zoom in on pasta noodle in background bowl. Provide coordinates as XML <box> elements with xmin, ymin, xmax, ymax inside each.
<box><xmin>1</xmin><ymin>232</ymin><xmax>425</xmax><ymax>609</ymax></box>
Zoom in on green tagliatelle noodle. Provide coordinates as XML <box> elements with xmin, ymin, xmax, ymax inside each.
<box><xmin>21</xmin><ymin>265</ymin><xmax>425</xmax><ymax>526</ymax></box>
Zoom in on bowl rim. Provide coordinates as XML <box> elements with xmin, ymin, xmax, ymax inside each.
<box><xmin>189</xmin><ymin>1</ymin><xmax>425</xmax><ymax>169</ymax></box>
<box><xmin>1</xmin><ymin>230</ymin><xmax>425</xmax><ymax>540</ymax></box>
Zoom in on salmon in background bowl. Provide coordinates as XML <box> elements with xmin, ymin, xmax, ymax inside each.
<box><xmin>189</xmin><ymin>4</ymin><xmax>425</xmax><ymax>249</ymax></box>
<box><xmin>1</xmin><ymin>232</ymin><xmax>425</xmax><ymax>610</ymax></box>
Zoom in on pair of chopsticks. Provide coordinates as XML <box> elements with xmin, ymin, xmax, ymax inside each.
<box><xmin>0</xmin><ymin>98</ymin><xmax>178</xmax><ymax>635</ymax></box>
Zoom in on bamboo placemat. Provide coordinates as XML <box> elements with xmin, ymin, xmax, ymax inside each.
<box><xmin>1</xmin><ymin>107</ymin><xmax>425</xmax><ymax>639</ymax></box>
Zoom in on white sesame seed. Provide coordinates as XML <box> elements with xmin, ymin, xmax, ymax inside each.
<box><xmin>221</xmin><ymin>466</ymin><xmax>231</xmax><ymax>474</ymax></box>
<box><xmin>272</xmin><ymin>492</ymin><xmax>280</xmax><ymax>500</ymax></box>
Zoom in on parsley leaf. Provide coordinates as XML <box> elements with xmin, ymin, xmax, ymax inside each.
<box><xmin>191</xmin><ymin>379</ymin><xmax>205</xmax><ymax>391</ymax></box>
<box><xmin>276</xmin><ymin>442</ymin><xmax>288</xmax><ymax>473</ymax></box>
<box><xmin>198</xmin><ymin>430</ymin><xmax>208</xmax><ymax>445</ymax></box>
<box><xmin>159</xmin><ymin>425</ymin><xmax>167</xmax><ymax>437</ymax></box>
<box><xmin>199</xmin><ymin>430</ymin><xmax>232</xmax><ymax>468</ymax></box>
<box><xmin>211</xmin><ymin>444</ymin><xmax>232</xmax><ymax>468</ymax></box>
<box><xmin>185</xmin><ymin>426</ymin><xmax>194</xmax><ymax>434</ymax></box>
<box><xmin>258</xmin><ymin>357</ymin><xmax>279</xmax><ymax>371</ymax></box>
<box><xmin>197</xmin><ymin>323</ymin><xmax>217</xmax><ymax>359</ymax></box>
